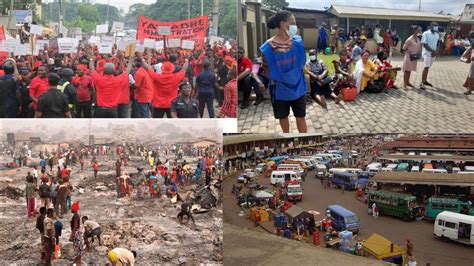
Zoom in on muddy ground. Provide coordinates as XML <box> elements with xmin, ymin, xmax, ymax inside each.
<box><xmin>0</xmin><ymin>155</ymin><xmax>223</xmax><ymax>265</ymax></box>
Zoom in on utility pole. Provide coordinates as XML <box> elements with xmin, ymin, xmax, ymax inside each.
<box><xmin>188</xmin><ymin>0</ymin><xmax>191</xmax><ymax>19</ymax></box>
<box><xmin>9</xmin><ymin>0</ymin><xmax>13</xmax><ymax>15</ymax></box>
<box><xmin>201</xmin><ymin>0</ymin><xmax>204</xmax><ymax>16</ymax></box>
<box><xmin>106</xmin><ymin>0</ymin><xmax>110</xmax><ymax>25</ymax></box>
<box><xmin>419</xmin><ymin>0</ymin><xmax>421</xmax><ymax>11</ymax></box>
<box><xmin>59</xmin><ymin>0</ymin><xmax>63</xmax><ymax>32</ymax></box>
<box><xmin>211</xmin><ymin>0</ymin><xmax>219</xmax><ymax>35</ymax></box>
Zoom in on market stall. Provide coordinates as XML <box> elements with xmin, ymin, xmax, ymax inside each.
<box><xmin>363</xmin><ymin>233</ymin><xmax>405</xmax><ymax>265</ymax></box>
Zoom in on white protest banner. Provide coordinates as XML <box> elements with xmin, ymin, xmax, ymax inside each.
<box><xmin>136</xmin><ymin>43</ymin><xmax>145</xmax><ymax>53</ymax></box>
<box><xmin>143</xmin><ymin>38</ymin><xmax>155</xmax><ymax>49</ymax></box>
<box><xmin>224</xmin><ymin>41</ymin><xmax>232</xmax><ymax>50</ymax></box>
<box><xmin>29</xmin><ymin>24</ymin><xmax>43</xmax><ymax>36</ymax></box>
<box><xmin>34</xmin><ymin>40</ymin><xmax>49</xmax><ymax>54</ymax></box>
<box><xmin>75</xmin><ymin>35</ymin><xmax>83</xmax><ymax>41</ymax></box>
<box><xmin>101</xmin><ymin>35</ymin><xmax>114</xmax><ymax>44</ymax></box>
<box><xmin>96</xmin><ymin>24</ymin><xmax>109</xmax><ymax>34</ymax></box>
<box><xmin>112</xmin><ymin>21</ymin><xmax>124</xmax><ymax>32</ymax></box>
<box><xmin>72</xmin><ymin>38</ymin><xmax>79</xmax><ymax>50</ymax></box>
<box><xmin>158</xmin><ymin>26</ymin><xmax>171</xmax><ymax>36</ymax></box>
<box><xmin>14</xmin><ymin>44</ymin><xmax>29</xmax><ymax>56</ymax></box>
<box><xmin>209</xmin><ymin>28</ymin><xmax>218</xmax><ymax>37</ymax></box>
<box><xmin>181</xmin><ymin>40</ymin><xmax>195</xmax><ymax>50</ymax></box>
<box><xmin>1</xmin><ymin>39</ymin><xmax>19</xmax><ymax>52</ymax></box>
<box><xmin>60</xmin><ymin>25</ymin><xmax>68</xmax><ymax>37</ymax></box>
<box><xmin>117</xmin><ymin>38</ymin><xmax>126</xmax><ymax>51</ymax></box>
<box><xmin>167</xmin><ymin>38</ymin><xmax>181</xmax><ymax>48</ymax></box>
<box><xmin>57</xmin><ymin>38</ymin><xmax>75</xmax><ymax>54</ymax></box>
<box><xmin>155</xmin><ymin>40</ymin><xmax>164</xmax><ymax>50</ymax></box>
<box><xmin>70</xmin><ymin>27</ymin><xmax>82</xmax><ymax>36</ymax></box>
<box><xmin>209</xmin><ymin>36</ymin><xmax>224</xmax><ymax>45</ymax></box>
<box><xmin>88</xmin><ymin>36</ymin><xmax>100</xmax><ymax>45</ymax></box>
<box><xmin>98</xmin><ymin>42</ymin><xmax>113</xmax><ymax>54</ymax></box>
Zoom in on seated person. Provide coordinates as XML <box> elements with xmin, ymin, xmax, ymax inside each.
<box><xmin>372</xmin><ymin>51</ymin><xmax>401</xmax><ymax>90</ymax></box>
<box><xmin>332</xmin><ymin>49</ymin><xmax>355</xmax><ymax>93</ymax></box>
<box><xmin>305</xmin><ymin>49</ymin><xmax>342</xmax><ymax>108</ymax></box>
<box><xmin>353</xmin><ymin>50</ymin><xmax>380</xmax><ymax>93</ymax></box>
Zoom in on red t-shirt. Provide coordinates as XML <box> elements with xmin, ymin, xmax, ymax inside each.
<box><xmin>91</xmin><ymin>71</ymin><xmax>128</xmax><ymax>108</ymax></box>
<box><xmin>92</xmin><ymin>162</ymin><xmax>99</xmax><ymax>171</ymax></box>
<box><xmin>134</xmin><ymin>67</ymin><xmax>154</xmax><ymax>103</ymax></box>
<box><xmin>61</xmin><ymin>168</ymin><xmax>69</xmax><ymax>178</ymax></box>
<box><xmin>238</xmin><ymin>57</ymin><xmax>252</xmax><ymax>75</ymax></box>
<box><xmin>29</xmin><ymin>76</ymin><xmax>49</xmax><ymax>110</ymax></box>
<box><xmin>192</xmin><ymin>53</ymin><xmax>205</xmax><ymax>77</ymax></box>
<box><xmin>118</xmin><ymin>73</ymin><xmax>130</xmax><ymax>105</ymax></box>
<box><xmin>72</xmin><ymin>75</ymin><xmax>93</xmax><ymax>103</ymax></box>
<box><xmin>147</xmin><ymin>69</ymin><xmax>185</xmax><ymax>109</ymax></box>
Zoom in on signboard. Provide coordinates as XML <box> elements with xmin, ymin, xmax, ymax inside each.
<box><xmin>136</xmin><ymin>15</ymin><xmax>208</xmax><ymax>49</ymax></box>
<box><xmin>143</xmin><ymin>38</ymin><xmax>155</xmax><ymax>49</ymax></box>
<box><xmin>117</xmin><ymin>37</ymin><xmax>126</xmax><ymax>51</ymax></box>
<box><xmin>136</xmin><ymin>43</ymin><xmax>145</xmax><ymax>53</ymax></box>
<box><xmin>124</xmin><ymin>43</ymin><xmax>136</xmax><ymax>57</ymax></box>
<box><xmin>158</xmin><ymin>26</ymin><xmax>171</xmax><ymax>35</ymax></box>
<box><xmin>60</xmin><ymin>25</ymin><xmax>68</xmax><ymax>37</ymax></box>
<box><xmin>181</xmin><ymin>39</ymin><xmax>195</xmax><ymax>50</ymax></box>
<box><xmin>101</xmin><ymin>35</ymin><xmax>114</xmax><ymax>44</ymax></box>
<box><xmin>70</xmin><ymin>27</ymin><xmax>82</xmax><ymax>36</ymax></box>
<box><xmin>155</xmin><ymin>40</ymin><xmax>164</xmax><ymax>50</ymax></box>
<box><xmin>167</xmin><ymin>38</ymin><xmax>181</xmax><ymax>48</ymax></box>
<box><xmin>35</xmin><ymin>40</ymin><xmax>49</xmax><ymax>55</ymax></box>
<box><xmin>209</xmin><ymin>28</ymin><xmax>218</xmax><ymax>36</ymax></box>
<box><xmin>11</xmin><ymin>10</ymin><xmax>33</xmax><ymax>24</ymax></box>
<box><xmin>57</xmin><ymin>38</ymin><xmax>75</xmax><ymax>54</ymax></box>
<box><xmin>98</xmin><ymin>42</ymin><xmax>113</xmax><ymax>54</ymax></box>
<box><xmin>111</xmin><ymin>21</ymin><xmax>124</xmax><ymax>32</ymax></box>
<box><xmin>96</xmin><ymin>24</ymin><xmax>109</xmax><ymax>34</ymax></box>
<box><xmin>1</xmin><ymin>39</ymin><xmax>19</xmax><ymax>52</ymax></box>
<box><xmin>14</xmin><ymin>44</ymin><xmax>29</xmax><ymax>56</ymax></box>
<box><xmin>29</xmin><ymin>24</ymin><xmax>43</xmax><ymax>36</ymax></box>
<box><xmin>209</xmin><ymin>36</ymin><xmax>224</xmax><ymax>45</ymax></box>
<box><xmin>88</xmin><ymin>36</ymin><xmax>101</xmax><ymax>45</ymax></box>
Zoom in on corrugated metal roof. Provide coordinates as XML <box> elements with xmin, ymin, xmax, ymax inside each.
<box><xmin>223</xmin><ymin>133</ymin><xmax>325</xmax><ymax>146</ymax></box>
<box><xmin>372</xmin><ymin>172</ymin><xmax>474</xmax><ymax>186</ymax></box>
<box><xmin>328</xmin><ymin>5</ymin><xmax>454</xmax><ymax>21</ymax></box>
<box><xmin>379</xmin><ymin>154</ymin><xmax>474</xmax><ymax>162</ymax></box>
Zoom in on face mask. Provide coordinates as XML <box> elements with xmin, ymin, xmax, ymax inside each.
<box><xmin>287</xmin><ymin>25</ymin><xmax>298</xmax><ymax>37</ymax></box>
<box><xmin>309</xmin><ymin>55</ymin><xmax>316</xmax><ymax>61</ymax></box>
<box><xmin>432</xmin><ymin>26</ymin><xmax>438</xmax><ymax>32</ymax></box>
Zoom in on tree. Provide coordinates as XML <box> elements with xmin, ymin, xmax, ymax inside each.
<box><xmin>262</xmin><ymin>0</ymin><xmax>289</xmax><ymax>11</ymax></box>
<box><xmin>95</xmin><ymin>4</ymin><xmax>123</xmax><ymax>24</ymax></box>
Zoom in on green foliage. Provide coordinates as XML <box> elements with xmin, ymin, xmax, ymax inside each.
<box><xmin>218</xmin><ymin>0</ymin><xmax>236</xmax><ymax>37</ymax></box>
<box><xmin>262</xmin><ymin>0</ymin><xmax>289</xmax><ymax>11</ymax></box>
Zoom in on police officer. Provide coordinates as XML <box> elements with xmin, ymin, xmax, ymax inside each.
<box><xmin>58</xmin><ymin>68</ymin><xmax>78</xmax><ymax>116</ymax></box>
<box><xmin>170</xmin><ymin>81</ymin><xmax>199</xmax><ymax>118</ymax></box>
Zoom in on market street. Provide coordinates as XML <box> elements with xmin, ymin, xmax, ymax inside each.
<box><xmin>223</xmin><ymin>167</ymin><xmax>474</xmax><ymax>266</ymax></box>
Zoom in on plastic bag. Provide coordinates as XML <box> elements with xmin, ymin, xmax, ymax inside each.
<box><xmin>54</xmin><ymin>244</ymin><xmax>61</xmax><ymax>259</ymax></box>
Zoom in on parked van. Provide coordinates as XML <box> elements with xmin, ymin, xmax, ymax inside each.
<box><xmin>410</xmin><ymin>166</ymin><xmax>420</xmax><ymax>172</ymax></box>
<box><xmin>426</xmin><ymin>197</ymin><xmax>474</xmax><ymax>220</ymax></box>
<box><xmin>329</xmin><ymin>168</ymin><xmax>363</xmax><ymax>176</ymax></box>
<box><xmin>366</xmin><ymin>163</ymin><xmax>382</xmax><ymax>173</ymax></box>
<box><xmin>327</xmin><ymin>205</ymin><xmax>361</xmax><ymax>233</ymax></box>
<box><xmin>464</xmin><ymin>166</ymin><xmax>474</xmax><ymax>173</ymax></box>
<box><xmin>452</xmin><ymin>167</ymin><xmax>461</xmax><ymax>174</ymax></box>
<box><xmin>434</xmin><ymin>211</ymin><xmax>474</xmax><ymax>245</ymax></box>
<box><xmin>422</xmin><ymin>168</ymin><xmax>448</xmax><ymax>174</ymax></box>
<box><xmin>270</xmin><ymin>170</ymin><xmax>299</xmax><ymax>185</ymax></box>
<box><xmin>277</xmin><ymin>164</ymin><xmax>304</xmax><ymax>175</ymax></box>
<box><xmin>314</xmin><ymin>153</ymin><xmax>334</xmax><ymax>160</ymax></box>
<box><xmin>291</xmin><ymin>158</ymin><xmax>314</xmax><ymax>170</ymax></box>
<box><xmin>328</xmin><ymin>150</ymin><xmax>343</xmax><ymax>155</ymax></box>
<box><xmin>331</xmin><ymin>172</ymin><xmax>360</xmax><ymax>190</ymax></box>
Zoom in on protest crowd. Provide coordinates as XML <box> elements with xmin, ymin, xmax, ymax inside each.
<box><xmin>0</xmin><ymin>16</ymin><xmax>237</xmax><ymax>118</ymax></box>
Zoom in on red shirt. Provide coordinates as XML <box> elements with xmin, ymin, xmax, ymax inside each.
<box><xmin>91</xmin><ymin>71</ymin><xmax>128</xmax><ymax>108</ymax></box>
<box><xmin>118</xmin><ymin>73</ymin><xmax>130</xmax><ymax>105</ymax></box>
<box><xmin>61</xmin><ymin>168</ymin><xmax>69</xmax><ymax>178</ymax></box>
<box><xmin>134</xmin><ymin>67</ymin><xmax>154</xmax><ymax>103</ymax></box>
<box><xmin>192</xmin><ymin>53</ymin><xmax>205</xmax><ymax>77</ymax></box>
<box><xmin>72</xmin><ymin>75</ymin><xmax>93</xmax><ymax>103</ymax></box>
<box><xmin>147</xmin><ymin>69</ymin><xmax>185</xmax><ymax>109</ymax></box>
<box><xmin>29</xmin><ymin>76</ymin><xmax>49</xmax><ymax>110</ymax></box>
<box><xmin>92</xmin><ymin>162</ymin><xmax>99</xmax><ymax>171</ymax></box>
<box><xmin>238</xmin><ymin>57</ymin><xmax>252</xmax><ymax>75</ymax></box>
<box><xmin>220</xmin><ymin>78</ymin><xmax>237</xmax><ymax>118</ymax></box>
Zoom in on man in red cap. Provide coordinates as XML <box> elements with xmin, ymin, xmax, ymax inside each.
<box><xmin>29</xmin><ymin>65</ymin><xmax>49</xmax><ymax>114</ymax></box>
<box><xmin>72</xmin><ymin>64</ymin><xmax>94</xmax><ymax>118</ymax></box>
<box><xmin>141</xmin><ymin>55</ymin><xmax>189</xmax><ymax>118</ymax></box>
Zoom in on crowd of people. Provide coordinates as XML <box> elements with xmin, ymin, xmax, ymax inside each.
<box><xmin>0</xmin><ymin>27</ymin><xmax>238</xmax><ymax>118</ymax></box>
<box><xmin>238</xmin><ymin>9</ymin><xmax>474</xmax><ymax>132</ymax></box>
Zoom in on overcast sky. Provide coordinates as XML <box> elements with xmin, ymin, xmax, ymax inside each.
<box><xmin>95</xmin><ymin>0</ymin><xmax>156</xmax><ymax>13</ymax></box>
<box><xmin>287</xmin><ymin>0</ymin><xmax>471</xmax><ymax>15</ymax></box>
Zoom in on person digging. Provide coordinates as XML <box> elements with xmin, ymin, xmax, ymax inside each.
<box><xmin>177</xmin><ymin>201</ymin><xmax>195</xmax><ymax>224</ymax></box>
<box><xmin>82</xmin><ymin>216</ymin><xmax>102</xmax><ymax>251</ymax></box>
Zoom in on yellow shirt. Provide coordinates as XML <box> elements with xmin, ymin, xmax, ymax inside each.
<box><xmin>360</xmin><ymin>60</ymin><xmax>377</xmax><ymax>92</ymax></box>
<box><xmin>112</xmin><ymin>248</ymin><xmax>135</xmax><ymax>266</ymax></box>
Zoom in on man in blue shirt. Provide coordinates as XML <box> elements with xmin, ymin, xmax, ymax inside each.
<box><xmin>1</xmin><ymin>60</ymin><xmax>21</xmax><ymax>118</ymax></box>
<box><xmin>196</xmin><ymin>61</ymin><xmax>217</xmax><ymax>118</ymax></box>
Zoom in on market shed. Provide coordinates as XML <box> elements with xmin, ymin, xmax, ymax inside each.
<box><xmin>284</xmin><ymin>206</ymin><xmax>313</xmax><ymax>222</ymax></box>
<box><xmin>363</xmin><ymin>233</ymin><xmax>405</xmax><ymax>264</ymax></box>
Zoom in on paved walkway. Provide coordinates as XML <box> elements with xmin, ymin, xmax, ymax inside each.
<box><xmin>238</xmin><ymin>57</ymin><xmax>474</xmax><ymax>133</ymax></box>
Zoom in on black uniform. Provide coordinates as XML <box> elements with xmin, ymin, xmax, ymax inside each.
<box><xmin>177</xmin><ymin>202</ymin><xmax>195</xmax><ymax>223</ymax></box>
<box><xmin>36</xmin><ymin>89</ymin><xmax>70</xmax><ymax>118</ymax></box>
<box><xmin>170</xmin><ymin>95</ymin><xmax>199</xmax><ymax>118</ymax></box>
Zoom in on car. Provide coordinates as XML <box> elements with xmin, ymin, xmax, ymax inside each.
<box><xmin>237</xmin><ymin>174</ymin><xmax>251</xmax><ymax>183</ymax></box>
<box><xmin>243</xmin><ymin>169</ymin><xmax>257</xmax><ymax>178</ymax></box>
<box><xmin>255</xmin><ymin>163</ymin><xmax>266</xmax><ymax>174</ymax></box>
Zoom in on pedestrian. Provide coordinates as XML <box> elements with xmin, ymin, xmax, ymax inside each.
<box><xmin>36</xmin><ymin>207</ymin><xmax>47</xmax><ymax>263</ymax></box>
<box><xmin>72</xmin><ymin>64</ymin><xmax>94</xmax><ymax>118</ymax></box>
<box><xmin>261</xmin><ymin>10</ymin><xmax>308</xmax><ymax>133</ymax></box>
<box><xmin>402</xmin><ymin>25</ymin><xmax>422</xmax><ymax>90</ymax></box>
<box><xmin>25</xmin><ymin>174</ymin><xmax>37</xmax><ymax>218</ymax></box>
<box><xmin>34</xmin><ymin>73</ymin><xmax>72</xmax><ymax>118</ymax></box>
<box><xmin>341</xmin><ymin>184</ymin><xmax>345</xmax><ymax>194</ymax></box>
<box><xmin>92</xmin><ymin>161</ymin><xmax>99</xmax><ymax>179</ymax></box>
<box><xmin>407</xmin><ymin>238</ymin><xmax>414</xmax><ymax>259</ymax></box>
<box><xmin>177</xmin><ymin>202</ymin><xmax>195</xmax><ymax>224</ymax></box>
<box><xmin>420</xmin><ymin>22</ymin><xmax>440</xmax><ymax>90</ymax></box>
<box><xmin>54</xmin><ymin>215</ymin><xmax>63</xmax><ymax>246</ymax></box>
<box><xmin>115</xmin><ymin>159</ymin><xmax>122</xmax><ymax>178</ymax></box>
<box><xmin>38</xmin><ymin>179</ymin><xmax>51</xmax><ymax>208</ymax></box>
<box><xmin>29</xmin><ymin>65</ymin><xmax>49</xmax><ymax>116</ymax></box>
<box><xmin>372</xmin><ymin>202</ymin><xmax>379</xmax><ymax>219</ymax></box>
<box><xmin>49</xmin><ymin>178</ymin><xmax>59</xmax><ymax>212</ymax></box>
<box><xmin>79</xmin><ymin>156</ymin><xmax>84</xmax><ymax>172</ymax></box>
<box><xmin>82</xmin><ymin>216</ymin><xmax>102</xmax><ymax>250</ymax></box>
<box><xmin>107</xmin><ymin>248</ymin><xmax>137</xmax><ymax>265</ymax></box>
<box><xmin>57</xmin><ymin>68</ymin><xmax>78</xmax><ymax>116</ymax></box>
<box><xmin>132</xmin><ymin>57</ymin><xmax>154</xmax><ymax>118</ymax></box>
<box><xmin>218</xmin><ymin>67</ymin><xmax>237</xmax><ymax>118</ymax></box>
<box><xmin>43</xmin><ymin>208</ymin><xmax>55</xmax><ymax>266</ymax></box>
<box><xmin>461</xmin><ymin>33</ymin><xmax>474</xmax><ymax>95</ymax></box>
<box><xmin>55</xmin><ymin>180</ymin><xmax>68</xmax><ymax>218</ymax></box>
